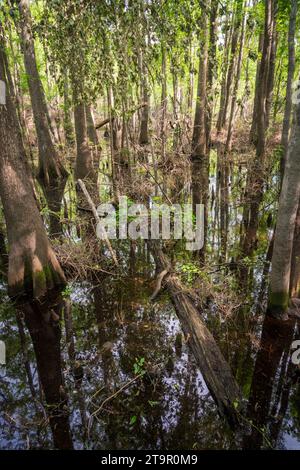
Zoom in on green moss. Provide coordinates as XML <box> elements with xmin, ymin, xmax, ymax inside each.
<box><xmin>268</xmin><ymin>291</ymin><xmax>289</xmax><ymax>316</ymax></box>
<box><xmin>43</xmin><ymin>264</ymin><xmax>53</xmax><ymax>285</ymax></box>
<box><xmin>33</xmin><ymin>269</ymin><xmax>47</xmax><ymax>298</ymax></box>
<box><xmin>9</xmin><ymin>262</ymin><xmax>65</xmax><ymax>301</ymax></box>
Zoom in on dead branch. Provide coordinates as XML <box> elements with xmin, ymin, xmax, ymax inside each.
<box><xmin>95</xmin><ymin>103</ymin><xmax>148</xmax><ymax>130</ymax></box>
<box><xmin>77</xmin><ymin>179</ymin><xmax>119</xmax><ymax>266</ymax></box>
<box><xmin>150</xmin><ymin>269</ymin><xmax>169</xmax><ymax>301</ymax></box>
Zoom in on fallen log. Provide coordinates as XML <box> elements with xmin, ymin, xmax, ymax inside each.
<box><xmin>150</xmin><ymin>242</ymin><xmax>243</xmax><ymax>427</ymax></box>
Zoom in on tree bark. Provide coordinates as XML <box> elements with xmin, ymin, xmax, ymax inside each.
<box><xmin>221</xmin><ymin>0</ymin><xmax>243</xmax><ymax>129</ymax></box>
<box><xmin>191</xmin><ymin>5</ymin><xmax>210</xmax><ymax>257</ymax></box>
<box><xmin>225</xmin><ymin>0</ymin><xmax>247</xmax><ymax>153</ymax></box>
<box><xmin>249</xmin><ymin>32</ymin><xmax>264</xmax><ymax>144</ymax></box>
<box><xmin>74</xmin><ymin>102</ymin><xmax>95</xmax><ymax>182</ymax></box>
<box><xmin>268</xmin><ymin>81</ymin><xmax>300</xmax><ymax>318</ymax></box>
<box><xmin>139</xmin><ymin>51</ymin><xmax>149</xmax><ymax>146</ymax></box>
<box><xmin>18</xmin><ymin>0</ymin><xmax>67</xmax><ymax>185</ymax></box>
<box><xmin>63</xmin><ymin>77</ymin><xmax>75</xmax><ymax>147</ymax></box>
<box><xmin>0</xmin><ymin>45</ymin><xmax>66</xmax><ymax>299</ymax></box>
<box><xmin>242</xmin><ymin>0</ymin><xmax>275</xmax><ymax>258</ymax></box>
<box><xmin>290</xmin><ymin>199</ymin><xmax>300</xmax><ymax>297</ymax></box>
<box><xmin>265</xmin><ymin>6</ymin><xmax>277</xmax><ymax>130</ymax></box>
<box><xmin>217</xmin><ymin>10</ymin><xmax>233</xmax><ymax>133</ymax></box>
<box><xmin>206</xmin><ymin>0</ymin><xmax>218</xmax><ymax>148</ymax></box>
<box><xmin>280</xmin><ymin>0</ymin><xmax>297</xmax><ymax>178</ymax></box>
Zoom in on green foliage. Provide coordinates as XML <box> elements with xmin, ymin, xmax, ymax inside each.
<box><xmin>133</xmin><ymin>356</ymin><xmax>146</xmax><ymax>376</ymax></box>
<box><xmin>177</xmin><ymin>261</ymin><xmax>201</xmax><ymax>284</ymax></box>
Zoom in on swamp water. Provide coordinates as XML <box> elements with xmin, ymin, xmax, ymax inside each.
<box><xmin>0</xmin><ymin>251</ymin><xmax>300</xmax><ymax>450</ymax></box>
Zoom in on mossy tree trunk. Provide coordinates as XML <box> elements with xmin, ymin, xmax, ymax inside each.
<box><xmin>0</xmin><ymin>45</ymin><xmax>66</xmax><ymax>299</ymax></box>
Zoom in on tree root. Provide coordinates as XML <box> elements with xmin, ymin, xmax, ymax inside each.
<box><xmin>8</xmin><ymin>247</ymin><xmax>66</xmax><ymax>300</ymax></box>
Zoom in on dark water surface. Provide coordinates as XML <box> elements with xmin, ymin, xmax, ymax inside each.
<box><xmin>0</xmin><ymin>266</ymin><xmax>300</xmax><ymax>450</ymax></box>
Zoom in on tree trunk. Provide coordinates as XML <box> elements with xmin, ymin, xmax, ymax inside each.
<box><xmin>290</xmin><ymin>199</ymin><xmax>300</xmax><ymax>297</ymax></box>
<box><xmin>160</xmin><ymin>45</ymin><xmax>167</xmax><ymax>165</ymax></box>
<box><xmin>0</xmin><ymin>45</ymin><xmax>66</xmax><ymax>299</ymax></box>
<box><xmin>265</xmin><ymin>6</ymin><xmax>277</xmax><ymax>130</ymax></box>
<box><xmin>225</xmin><ymin>0</ymin><xmax>247</xmax><ymax>153</ymax></box>
<box><xmin>206</xmin><ymin>0</ymin><xmax>218</xmax><ymax>148</ymax></box>
<box><xmin>86</xmin><ymin>104</ymin><xmax>99</xmax><ymax>147</ymax></box>
<box><xmin>191</xmin><ymin>5</ymin><xmax>209</xmax><ymax>209</ymax></box>
<box><xmin>217</xmin><ymin>11</ymin><xmax>233</xmax><ymax>133</ymax></box>
<box><xmin>268</xmin><ymin>83</ymin><xmax>300</xmax><ymax>318</ymax></box>
<box><xmin>139</xmin><ymin>51</ymin><xmax>149</xmax><ymax>146</ymax></box>
<box><xmin>249</xmin><ymin>32</ymin><xmax>264</xmax><ymax>144</ymax></box>
<box><xmin>280</xmin><ymin>0</ymin><xmax>297</xmax><ymax>177</ymax></box>
<box><xmin>244</xmin><ymin>315</ymin><xmax>295</xmax><ymax>448</ymax></box>
<box><xmin>221</xmin><ymin>0</ymin><xmax>243</xmax><ymax>129</ymax></box>
<box><xmin>191</xmin><ymin>6</ymin><xmax>209</xmax><ymax>256</ymax></box>
<box><xmin>63</xmin><ymin>77</ymin><xmax>75</xmax><ymax>147</ymax></box>
<box><xmin>18</xmin><ymin>0</ymin><xmax>67</xmax><ymax>185</ymax></box>
<box><xmin>86</xmin><ymin>104</ymin><xmax>100</xmax><ymax>172</ymax></box>
<box><xmin>74</xmin><ymin>103</ymin><xmax>95</xmax><ymax>182</ymax></box>
<box><xmin>242</xmin><ymin>0</ymin><xmax>275</xmax><ymax>258</ymax></box>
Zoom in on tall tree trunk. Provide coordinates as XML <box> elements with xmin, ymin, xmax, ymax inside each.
<box><xmin>244</xmin><ymin>315</ymin><xmax>295</xmax><ymax>448</ymax></box>
<box><xmin>280</xmin><ymin>0</ymin><xmax>297</xmax><ymax>177</ymax></box>
<box><xmin>86</xmin><ymin>104</ymin><xmax>100</xmax><ymax>172</ymax></box>
<box><xmin>225</xmin><ymin>0</ymin><xmax>247</xmax><ymax>153</ymax></box>
<box><xmin>217</xmin><ymin>10</ymin><xmax>233</xmax><ymax>133</ymax></box>
<box><xmin>18</xmin><ymin>0</ymin><xmax>67</xmax><ymax>185</ymax></box>
<box><xmin>206</xmin><ymin>0</ymin><xmax>218</xmax><ymax>148</ymax></box>
<box><xmin>187</xmin><ymin>39</ymin><xmax>194</xmax><ymax>111</ymax></box>
<box><xmin>249</xmin><ymin>32</ymin><xmax>264</xmax><ymax>144</ymax></box>
<box><xmin>221</xmin><ymin>0</ymin><xmax>243</xmax><ymax>129</ymax></box>
<box><xmin>250</xmin><ymin>0</ymin><xmax>277</xmax><ymax>143</ymax></box>
<box><xmin>290</xmin><ymin>199</ymin><xmax>300</xmax><ymax>297</ymax></box>
<box><xmin>265</xmin><ymin>8</ymin><xmax>277</xmax><ymax>130</ymax></box>
<box><xmin>74</xmin><ymin>102</ymin><xmax>95</xmax><ymax>182</ymax></box>
<box><xmin>191</xmin><ymin>5</ymin><xmax>209</xmax><ymax>213</ymax></box>
<box><xmin>63</xmin><ymin>77</ymin><xmax>75</xmax><ymax>148</ymax></box>
<box><xmin>139</xmin><ymin>51</ymin><xmax>149</xmax><ymax>146</ymax></box>
<box><xmin>160</xmin><ymin>44</ymin><xmax>167</xmax><ymax>165</ymax></box>
<box><xmin>190</xmin><ymin>5</ymin><xmax>210</xmax><ymax>260</ymax></box>
<box><xmin>268</xmin><ymin>81</ymin><xmax>300</xmax><ymax>318</ymax></box>
<box><xmin>242</xmin><ymin>0</ymin><xmax>275</xmax><ymax>258</ymax></box>
<box><xmin>0</xmin><ymin>45</ymin><xmax>66</xmax><ymax>299</ymax></box>
<box><xmin>85</xmin><ymin>104</ymin><xmax>99</xmax><ymax>147</ymax></box>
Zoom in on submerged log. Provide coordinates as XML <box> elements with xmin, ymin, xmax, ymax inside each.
<box><xmin>150</xmin><ymin>242</ymin><xmax>243</xmax><ymax>427</ymax></box>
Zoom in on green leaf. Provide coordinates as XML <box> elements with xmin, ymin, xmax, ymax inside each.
<box><xmin>130</xmin><ymin>415</ymin><xmax>137</xmax><ymax>425</ymax></box>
